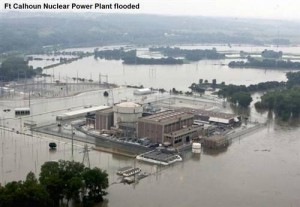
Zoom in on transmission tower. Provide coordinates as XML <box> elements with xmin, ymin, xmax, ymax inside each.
<box><xmin>82</xmin><ymin>143</ymin><xmax>90</xmax><ymax>168</ymax></box>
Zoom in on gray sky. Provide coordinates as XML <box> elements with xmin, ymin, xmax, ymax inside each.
<box><xmin>2</xmin><ymin>0</ymin><xmax>300</xmax><ymax>20</ymax></box>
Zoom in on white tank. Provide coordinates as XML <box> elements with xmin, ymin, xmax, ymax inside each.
<box><xmin>192</xmin><ymin>143</ymin><xmax>201</xmax><ymax>154</ymax></box>
<box><xmin>113</xmin><ymin>102</ymin><xmax>143</xmax><ymax>127</ymax></box>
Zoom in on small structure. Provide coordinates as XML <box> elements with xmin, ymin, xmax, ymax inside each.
<box><xmin>136</xmin><ymin>149</ymin><xmax>182</xmax><ymax>165</ymax></box>
<box><xmin>116</xmin><ymin>166</ymin><xmax>133</xmax><ymax>176</ymax></box>
<box><xmin>192</xmin><ymin>142</ymin><xmax>201</xmax><ymax>153</ymax></box>
<box><xmin>116</xmin><ymin>167</ymin><xmax>141</xmax><ymax>177</ymax></box>
<box><xmin>49</xmin><ymin>142</ymin><xmax>57</xmax><ymax>150</ymax></box>
<box><xmin>133</xmin><ymin>88</ymin><xmax>152</xmax><ymax>95</ymax></box>
<box><xmin>202</xmin><ymin>135</ymin><xmax>228</xmax><ymax>149</ymax></box>
<box><xmin>175</xmin><ymin>107</ymin><xmax>241</xmax><ymax>126</ymax></box>
<box><xmin>15</xmin><ymin>108</ymin><xmax>30</xmax><ymax>116</ymax></box>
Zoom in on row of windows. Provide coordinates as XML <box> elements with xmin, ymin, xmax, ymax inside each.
<box><xmin>15</xmin><ymin>110</ymin><xmax>30</xmax><ymax>115</ymax></box>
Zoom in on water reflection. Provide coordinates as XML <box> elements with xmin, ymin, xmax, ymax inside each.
<box><xmin>202</xmin><ymin>146</ymin><xmax>229</xmax><ymax>156</ymax></box>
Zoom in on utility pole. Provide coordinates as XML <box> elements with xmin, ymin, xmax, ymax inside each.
<box><xmin>71</xmin><ymin>125</ymin><xmax>74</xmax><ymax>160</ymax></box>
<box><xmin>82</xmin><ymin>143</ymin><xmax>90</xmax><ymax>168</ymax></box>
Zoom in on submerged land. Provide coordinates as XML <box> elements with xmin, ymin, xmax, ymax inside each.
<box><xmin>1</xmin><ymin>12</ymin><xmax>300</xmax><ymax>207</ymax></box>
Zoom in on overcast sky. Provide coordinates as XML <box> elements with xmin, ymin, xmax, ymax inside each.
<box><xmin>1</xmin><ymin>0</ymin><xmax>300</xmax><ymax>20</ymax></box>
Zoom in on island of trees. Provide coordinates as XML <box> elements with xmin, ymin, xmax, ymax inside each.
<box><xmin>229</xmin><ymin>57</ymin><xmax>300</xmax><ymax>69</ymax></box>
<box><xmin>94</xmin><ymin>47</ymin><xmax>225</xmax><ymax>65</ymax></box>
<box><xmin>0</xmin><ymin>160</ymin><xmax>108</xmax><ymax>207</ymax></box>
<box><xmin>149</xmin><ymin>47</ymin><xmax>225</xmax><ymax>61</ymax></box>
<box><xmin>261</xmin><ymin>49</ymin><xmax>283</xmax><ymax>59</ymax></box>
<box><xmin>94</xmin><ymin>48</ymin><xmax>184</xmax><ymax>65</ymax></box>
<box><xmin>230</xmin><ymin>49</ymin><xmax>300</xmax><ymax>69</ymax></box>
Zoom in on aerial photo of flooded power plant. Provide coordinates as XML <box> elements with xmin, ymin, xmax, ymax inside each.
<box><xmin>1</xmin><ymin>1</ymin><xmax>300</xmax><ymax>206</ymax></box>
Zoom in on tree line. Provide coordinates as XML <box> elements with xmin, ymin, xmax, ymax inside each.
<box><xmin>94</xmin><ymin>48</ymin><xmax>183</xmax><ymax>65</ymax></box>
<box><xmin>0</xmin><ymin>56</ymin><xmax>42</xmax><ymax>81</ymax></box>
<box><xmin>189</xmin><ymin>78</ymin><xmax>290</xmax><ymax>108</ymax></box>
<box><xmin>0</xmin><ymin>160</ymin><xmax>109</xmax><ymax>207</ymax></box>
<box><xmin>229</xmin><ymin>57</ymin><xmax>300</xmax><ymax>69</ymax></box>
<box><xmin>149</xmin><ymin>47</ymin><xmax>225</xmax><ymax>61</ymax></box>
<box><xmin>255</xmin><ymin>71</ymin><xmax>300</xmax><ymax>120</ymax></box>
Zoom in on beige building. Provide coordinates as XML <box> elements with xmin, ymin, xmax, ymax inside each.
<box><xmin>137</xmin><ymin>110</ymin><xmax>199</xmax><ymax>146</ymax></box>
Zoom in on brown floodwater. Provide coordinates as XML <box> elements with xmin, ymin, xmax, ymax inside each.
<box><xmin>2</xmin><ymin>44</ymin><xmax>300</xmax><ymax>206</ymax></box>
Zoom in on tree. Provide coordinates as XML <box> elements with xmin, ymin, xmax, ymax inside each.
<box><xmin>230</xmin><ymin>92</ymin><xmax>252</xmax><ymax>107</ymax></box>
<box><xmin>0</xmin><ymin>172</ymin><xmax>51</xmax><ymax>207</ymax></box>
<box><xmin>0</xmin><ymin>56</ymin><xmax>37</xmax><ymax>81</ymax></box>
<box><xmin>39</xmin><ymin>160</ymin><xmax>108</xmax><ymax>206</ymax></box>
<box><xmin>212</xmin><ymin>79</ymin><xmax>217</xmax><ymax>88</ymax></box>
<box><xmin>83</xmin><ymin>168</ymin><xmax>109</xmax><ymax>203</ymax></box>
<box><xmin>39</xmin><ymin>161</ymin><xmax>62</xmax><ymax>206</ymax></box>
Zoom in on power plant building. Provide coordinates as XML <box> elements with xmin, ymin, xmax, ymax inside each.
<box><xmin>137</xmin><ymin>110</ymin><xmax>199</xmax><ymax>147</ymax></box>
<box><xmin>113</xmin><ymin>102</ymin><xmax>143</xmax><ymax>127</ymax></box>
<box><xmin>95</xmin><ymin>108</ymin><xmax>114</xmax><ymax>131</ymax></box>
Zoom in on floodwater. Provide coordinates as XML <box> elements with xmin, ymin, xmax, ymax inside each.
<box><xmin>2</xmin><ymin>44</ymin><xmax>300</xmax><ymax>206</ymax></box>
<box><xmin>29</xmin><ymin>44</ymin><xmax>300</xmax><ymax>91</ymax></box>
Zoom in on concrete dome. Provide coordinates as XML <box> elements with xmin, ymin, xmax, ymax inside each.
<box><xmin>115</xmin><ymin>102</ymin><xmax>141</xmax><ymax>108</ymax></box>
<box><xmin>113</xmin><ymin>102</ymin><xmax>143</xmax><ymax>127</ymax></box>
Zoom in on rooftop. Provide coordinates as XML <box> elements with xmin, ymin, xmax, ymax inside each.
<box><xmin>60</xmin><ymin>106</ymin><xmax>110</xmax><ymax>117</ymax></box>
<box><xmin>115</xmin><ymin>101</ymin><xmax>141</xmax><ymax>108</ymax></box>
<box><xmin>175</xmin><ymin>107</ymin><xmax>238</xmax><ymax>120</ymax></box>
<box><xmin>139</xmin><ymin>110</ymin><xmax>193</xmax><ymax>123</ymax></box>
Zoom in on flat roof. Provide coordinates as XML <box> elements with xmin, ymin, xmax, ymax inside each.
<box><xmin>15</xmin><ymin>108</ymin><xmax>30</xmax><ymax>111</ymax></box>
<box><xmin>209</xmin><ymin>117</ymin><xmax>230</xmax><ymax>124</ymax></box>
<box><xmin>175</xmin><ymin>107</ymin><xmax>237</xmax><ymax>120</ymax></box>
<box><xmin>139</xmin><ymin>110</ymin><xmax>193</xmax><ymax>123</ymax></box>
<box><xmin>58</xmin><ymin>106</ymin><xmax>110</xmax><ymax>118</ymax></box>
<box><xmin>165</xmin><ymin>126</ymin><xmax>201</xmax><ymax>137</ymax></box>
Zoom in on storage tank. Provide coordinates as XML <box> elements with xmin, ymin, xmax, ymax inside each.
<box><xmin>113</xmin><ymin>102</ymin><xmax>143</xmax><ymax>127</ymax></box>
<box><xmin>192</xmin><ymin>143</ymin><xmax>201</xmax><ymax>154</ymax></box>
<box><xmin>133</xmin><ymin>88</ymin><xmax>152</xmax><ymax>95</ymax></box>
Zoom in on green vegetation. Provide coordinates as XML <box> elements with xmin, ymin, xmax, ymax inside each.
<box><xmin>229</xmin><ymin>92</ymin><xmax>253</xmax><ymax>107</ymax></box>
<box><xmin>1</xmin><ymin>12</ymin><xmax>298</xmax><ymax>54</ymax></box>
<box><xmin>261</xmin><ymin>49</ymin><xmax>283</xmax><ymax>59</ymax></box>
<box><xmin>228</xmin><ymin>57</ymin><xmax>300</xmax><ymax>69</ymax></box>
<box><xmin>189</xmin><ymin>78</ymin><xmax>286</xmax><ymax>108</ymax></box>
<box><xmin>94</xmin><ymin>48</ymin><xmax>183</xmax><ymax>65</ymax></box>
<box><xmin>0</xmin><ymin>56</ymin><xmax>41</xmax><ymax>81</ymax></box>
<box><xmin>149</xmin><ymin>47</ymin><xmax>225</xmax><ymax>61</ymax></box>
<box><xmin>255</xmin><ymin>71</ymin><xmax>300</xmax><ymax>120</ymax></box>
<box><xmin>0</xmin><ymin>160</ymin><xmax>109</xmax><ymax>207</ymax></box>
